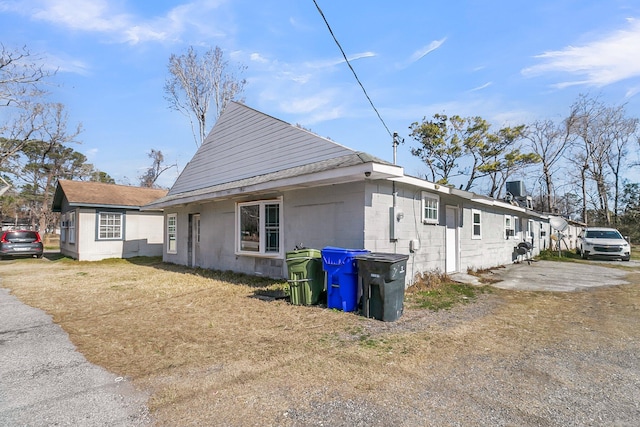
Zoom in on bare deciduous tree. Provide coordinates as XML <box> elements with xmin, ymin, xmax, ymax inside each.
<box><xmin>0</xmin><ymin>44</ymin><xmax>53</xmax><ymax>107</ymax></box>
<box><xmin>139</xmin><ymin>149</ymin><xmax>176</xmax><ymax>188</ymax></box>
<box><xmin>0</xmin><ymin>102</ymin><xmax>47</xmax><ymax>169</ymax></box>
<box><xmin>525</xmin><ymin>119</ymin><xmax>573</xmax><ymax>213</ymax></box>
<box><xmin>164</xmin><ymin>46</ymin><xmax>247</xmax><ymax>148</ymax></box>
<box><xmin>24</xmin><ymin>103</ymin><xmax>82</xmax><ymax>232</ymax></box>
<box><xmin>567</xmin><ymin>94</ymin><xmax>639</xmax><ymax>226</ymax></box>
<box><xmin>605</xmin><ymin>109</ymin><xmax>638</xmax><ymax>225</ymax></box>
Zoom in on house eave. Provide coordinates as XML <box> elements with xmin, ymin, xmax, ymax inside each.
<box><xmin>53</xmin><ymin>203</ymin><xmax>149</xmax><ymax>212</ymax></box>
<box><xmin>145</xmin><ymin>162</ymin><xmax>404</xmax><ymax>210</ymax></box>
<box><xmin>390</xmin><ymin>175</ymin><xmax>548</xmax><ymax>218</ymax></box>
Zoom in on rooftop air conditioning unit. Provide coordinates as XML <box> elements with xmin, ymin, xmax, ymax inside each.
<box><xmin>506</xmin><ymin>181</ymin><xmax>527</xmax><ymax>198</ymax></box>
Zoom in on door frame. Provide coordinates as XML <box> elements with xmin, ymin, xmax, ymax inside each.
<box><xmin>445</xmin><ymin>205</ymin><xmax>460</xmax><ymax>274</ymax></box>
<box><xmin>188</xmin><ymin>213</ymin><xmax>201</xmax><ymax>267</ymax></box>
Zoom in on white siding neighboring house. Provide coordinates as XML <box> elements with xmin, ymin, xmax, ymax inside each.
<box><xmin>52</xmin><ymin>180</ymin><xmax>168</xmax><ymax>261</ymax></box>
<box><xmin>146</xmin><ymin>102</ymin><xmax>550</xmax><ymax>284</ymax></box>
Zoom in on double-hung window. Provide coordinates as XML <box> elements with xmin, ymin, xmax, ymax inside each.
<box><xmin>422</xmin><ymin>192</ymin><xmax>439</xmax><ymax>224</ymax></box>
<box><xmin>97</xmin><ymin>212</ymin><xmax>123</xmax><ymax>240</ymax></box>
<box><xmin>505</xmin><ymin>215</ymin><xmax>514</xmax><ymax>239</ymax></box>
<box><xmin>527</xmin><ymin>219</ymin><xmax>535</xmax><ymax>241</ymax></box>
<box><xmin>68</xmin><ymin>211</ymin><xmax>76</xmax><ymax>244</ymax></box>
<box><xmin>237</xmin><ymin>198</ymin><xmax>282</xmax><ymax>256</ymax></box>
<box><xmin>167</xmin><ymin>213</ymin><xmax>177</xmax><ymax>254</ymax></box>
<box><xmin>472</xmin><ymin>209</ymin><xmax>482</xmax><ymax>239</ymax></box>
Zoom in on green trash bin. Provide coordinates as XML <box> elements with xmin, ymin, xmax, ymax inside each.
<box><xmin>286</xmin><ymin>249</ymin><xmax>324</xmax><ymax>305</ymax></box>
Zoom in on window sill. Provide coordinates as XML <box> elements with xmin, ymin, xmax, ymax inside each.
<box><xmin>235</xmin><ymin>251</ymin><xmax>283</xmax><ymax>259</ymax></box>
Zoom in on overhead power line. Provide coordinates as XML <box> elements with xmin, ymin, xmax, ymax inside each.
<box><xmin>312</xmin><ymin>0</ymin><xmax>393</xmax><ymax>138</ymax></box>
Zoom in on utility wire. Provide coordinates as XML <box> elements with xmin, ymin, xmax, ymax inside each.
<box><xmin>312</xmin><ymin>0</ymin><xmax>393</xmax><ymax>138</ymax></box>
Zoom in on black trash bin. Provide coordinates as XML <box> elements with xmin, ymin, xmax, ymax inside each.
<box><xmin>356</xmin><ymin>253</ymin><xmax>409</xmax><ymax>322</ymax></box>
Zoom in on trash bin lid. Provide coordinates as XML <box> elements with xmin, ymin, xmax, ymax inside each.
<box><xmin>355</xmin><ymin>252</ymin><xmax>409</xmax><ymax>263</ymax></box>
<box><xmin>321</xmin><ymin>246</ymin><xmax>369</xmax><ymax>265</ymax></box>
<box><xmin>286</xmin><ymin>248</ymin><xmax>321</xmax><ymax>259</ymax></box>
<box><xmin>321</xmin><ymin>246</ymin><xmax>369</xmax><ymax>254</ymax></box>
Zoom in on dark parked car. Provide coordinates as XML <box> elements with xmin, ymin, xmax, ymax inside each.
<box><xmin>0</xmin><ymin>230</ymin><xmax>44</xmax><ymax>259</ymax></box>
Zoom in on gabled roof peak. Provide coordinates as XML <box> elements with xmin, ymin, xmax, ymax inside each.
<box><xmin>168</xmin><ymin>102</ymin><xmax>357</xmax><ymax>196</ymax></box>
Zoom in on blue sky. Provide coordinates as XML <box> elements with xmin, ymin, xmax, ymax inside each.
<box><xmin>2</xmin><ymin>0</ymin><xmax>640</xmax><ymax>189</ymax></box>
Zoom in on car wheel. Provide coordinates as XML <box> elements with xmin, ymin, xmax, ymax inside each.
<box><xmin>622</xmin><ymin>257</ymin><xmax>630</xmax><ymax>262</ymax></box>
<box><xmin>581</xmin><ymin>251</ymin><xmax>589</xmax><ymax>260</ymax></box>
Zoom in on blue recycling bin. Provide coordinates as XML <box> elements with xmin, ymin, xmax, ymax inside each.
<box><xmin>321</xmin><ymin>246</ymin><xmax>369</xmax><ymax>312</ymax></box>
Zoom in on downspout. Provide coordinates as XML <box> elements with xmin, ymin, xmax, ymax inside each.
<box><xmin>390</xmin><ymin>133</ymin><xmax>400</xmax><ymax>249</ymax></box>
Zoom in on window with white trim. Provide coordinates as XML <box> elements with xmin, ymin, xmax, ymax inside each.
<box><xmin>236</xmin><ymin>199</ymin><xmax>282</xmax><ymax>256</ymax></box>
<box><xmin>527</xmin><ymin>219</ymin><xmax>534</xmax><ymax>241</ymax></box>
<box><xmin>68</xmin><ymin>211</ymin><xmax>76</xmax><ymax>244</ymax></box>
<box><xmin>97</xmin><ymin>212</ymin><xmax>123</xmax><ymax>240</ymax></box>
<box><xmin>514</xmin><ymin>216</ymin><xmax>521</xmax><ymax>239</ymax></box>
<box><xmin>167</xmin><ymin>213</ymin><xmax>177</xmax><ymax>254</ymax></box>
<box><xmin>421</xmin><ymin>192</ymin><xmax>439</xmax><ymax>224</ymax></box>
<box><xmin>504</xmin><ymin>215</ymin><xmax>514</xmax><ymax>239</ymax></box>
<box><xmin>472</xmin><ymin>209</ymin><xmax>481</xmax><ymax>239</ymax></box>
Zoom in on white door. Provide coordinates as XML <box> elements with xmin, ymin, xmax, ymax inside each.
<box><xmin>192</xmin><ymin>214</ymin><xmax>201</xmax><ymax>267</ymax></box>
<box><xmin>445</xmin><ymin>207</ymin><xmax>459</xmax><ymax>273</ymax></box>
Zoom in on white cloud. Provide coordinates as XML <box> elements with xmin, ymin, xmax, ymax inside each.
<box><xmin>625</xmin><ymin>85</ymin><xmax>640</xmax><ymax>98</ymax></box>
<box><xmin>395</xmin><ymin>38</ymin><xmax>446</xmax><ymax>70</ymax></box>
<box><xmin>8</xmin><ymin>0</ymin><xmax>228</xmax><ymax>45</ymax></box>
<box><xmin>522</xmin><ymin>17</ymin><xmax>640</xmax><ymax>87</ymax></box>
<box><xmin>470</xmin><ymin>82</ymin><xmax>492</xmax><ymax>92</ymax></box>
<box><xmin>44</xmin><ymin>53</ymin><xmax>90</xmax><ymax>75</ymax></box>
<box><xmin>84</xmin><ymin>147</ymin><xmax>99</xmax><ymax>160</ymax></box>
<box><xmin>304</xmin><ymin>51</ymin><xmax>376</xmax><ymax>70</ymax></box>
<box><xmin>348</xmin><ymin>52</ymin><xmax>376</xmax><ymax>62</ymax></box>
<box><xmin>409</xmin><ymin>38</ymin><xmax>446</xmax><ymax>64</ymax></box>
<box><xmin>289</xmin><ymin>16</ymin><xmax>312</xmax><ymax>32</ymax></box>
<box><xmin>250</xmin><ymin>53</ymin><xmax>269</xmax><ymax>64</ymax></box>
<box><xmin>277</xmin><ymin>91</ymin><xmax>337</xmax><ymax>115</ymax></box>
<box><xmin>32</xmin><ymin>0</ymin><xmax>132</xmax><ymax>33</ymax></box>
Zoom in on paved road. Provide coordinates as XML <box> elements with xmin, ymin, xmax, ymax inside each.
<box><xmin>0</xmin><ymin>288</ymin><xmax>150</xmax><ymax>426</ymax></box>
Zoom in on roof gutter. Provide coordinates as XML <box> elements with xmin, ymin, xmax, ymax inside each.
<box><xmin>145</xmin><ymin>162</ymin><xmax>404</xmax><ymax>210</ymax></box>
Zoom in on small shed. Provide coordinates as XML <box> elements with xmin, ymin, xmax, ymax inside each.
<box><xmin>52</xmin><ymin>180</ymin><xmax>167</xmax><ymax>261</ymax></box>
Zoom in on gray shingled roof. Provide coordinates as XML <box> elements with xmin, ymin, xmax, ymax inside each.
<box><xmin>146</xmin><ymin>152</ymin><xmax>391</xmax><ymax>208</ymax></box>
<box><xmin>167</xmin><ymin>102</ymin><xmax>362</xmax><ymax>196</ymax></box>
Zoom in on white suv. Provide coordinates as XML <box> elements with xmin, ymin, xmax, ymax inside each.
<box><xmin>576</xmin><ymin>227</ymin><xmax>630</xmax><ymax>261</ymax></box>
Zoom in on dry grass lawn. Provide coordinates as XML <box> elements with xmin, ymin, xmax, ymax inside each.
<box><xmin>2</xmin><ymin>256</ymin><xmax>640</xmax><ymax>425</ymax></box>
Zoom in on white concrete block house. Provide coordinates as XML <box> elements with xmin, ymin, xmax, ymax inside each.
<box><xmin>146</xmin><ymin>102</ymin><xmax>551</xmax><ymax>284</ymax></box>
<box><xmin>53</xmin><ymin>180</ymin><xmax>167</xmax><ymax>261</ymax></box>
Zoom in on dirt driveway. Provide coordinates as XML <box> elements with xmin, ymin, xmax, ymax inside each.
<box><xmin>1</xmin><ymin>257</ymin><xmax>639</xmax><ymax>426</ymax></box>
